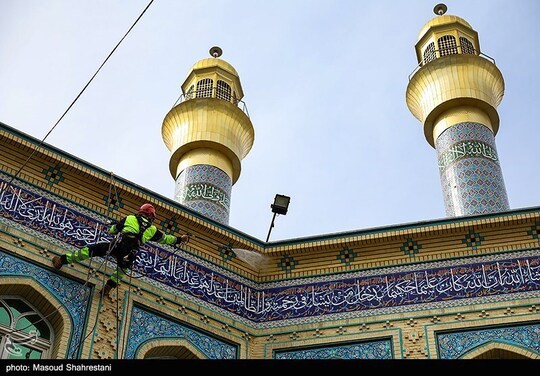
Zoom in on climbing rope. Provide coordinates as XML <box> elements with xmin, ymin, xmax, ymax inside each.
<box><xmin>5</xmin><ymin>0</ymin><xmax>155</xmax><ymax>192</ymax></box>
<box><xmin>70</xmin><ymin>171</ymin><xmax>123</xmax><ymax>358</ymax></box>
<box><xmin>8</xmin><ymin>172</ymin><xmax>122</xmax><ymax>359</ymax></box>
<box><xmin>3</xmin><ymin>0</ymin><xmax>156</xmax><ymax>359</ymax></box>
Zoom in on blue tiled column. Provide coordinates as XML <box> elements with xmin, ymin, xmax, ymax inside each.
<box><xmin>436</xmin><ymin>122</ymin><xmax>509</xmax><ymax>216</ymax></box>
<box><xmin>174</xmin><ymin>164</ymin><xmax>231</xmax><ymax>225</ymax></box>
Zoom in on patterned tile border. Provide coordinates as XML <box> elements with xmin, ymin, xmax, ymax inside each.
<box><xmin>1</xmin><ymin>175</ymin><xmax>539</xmax><ymax>329</ymax></box>
<box><xmin>436</xmin><ymin>322</ymin><xmax>540</xmax><ymax>359</ymax></box>
<box><xmin>125</xmin><ymin>305</ymin><xmax>238</xmax><ymax>359</ymax></box>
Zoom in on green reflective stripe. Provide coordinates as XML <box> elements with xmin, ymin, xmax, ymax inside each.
<box><xmin>161</xmin><ymin>234</ymin><xmax>176</xmax><ymax>245</ymax></box>
<box><xmin>66</xmin><ymin>247</ymin><xmax>89</xmax><ymax>264</ymax></box>
<box><xmin>110</xmin><ymin>268</ymin><xmax>127</xmax><ymax>283</ymax></box>
<box><xmin>141</xmin><ymin>226</ymin><xmax>157</xmax><ymax>244</ymax></box>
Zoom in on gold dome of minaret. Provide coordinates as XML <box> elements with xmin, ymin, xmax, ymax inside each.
<box><xmin>407</xmin><ymin>5</ymin><xmax>504</xmax><ymax>147</ymax></box>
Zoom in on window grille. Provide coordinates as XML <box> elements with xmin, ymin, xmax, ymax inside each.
<box><xmin>196</xmin><ymin>78</ymin><xmax>213</xmax><ymax>98</ymax></box>
<box><xmin>459</xmin><ymin>37</ymin><xmax>476</xmax><ymax>54</ymax></box>
<box><xmin>216</xmin><ymin>80</ymin><xmax>232</xmax><ymax>101</ymax></box>
<box><xmin>438</xmin><ymin>35</ymin><xmax>458</xmax><ymax>56</ymax></box>
<box><xmin>423</xmin><ymin>42</ymin><xmax>436</xmax><ymax>64</ymax></box>
<box><xmin>185</xmin><ymin>85</ymin><xmax>195</xmax><ymax>100</ymax></box>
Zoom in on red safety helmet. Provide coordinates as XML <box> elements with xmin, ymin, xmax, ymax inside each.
<box><xmin>138</xmin><ymin>203</ymin><xmax>156</xmax><ymax>219</ymax></box>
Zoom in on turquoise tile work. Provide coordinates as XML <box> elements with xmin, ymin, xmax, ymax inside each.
<box><xmin>102</xmin><ymin>192</ymin><xmax>124</xmax><ymax>213</ymax></box>
<box><xmin>400</xmin><ymin>238</ymin><xmax>423</xmax><ymax>257</ymax></box>
<box><xmin>277</xmin><ymin>255</ymin><xmax>299</xmax><ymax>273</ymax></box>
<box><xmin>160</xmin><ymin>216</ymin><xmax>182</xmax><ymax>235</ymax></box>
<box><xmin>125</xmin><ymin>306</ymin><xmax>238</xmax><ymax>359</ymax></box>
<box><xmin>435</xmin><ymin>122</ymin><xmax>509</xmax><ymax>217</ymax></box>
<box><xmin>337</xmin><ymin>246</ymin><xmax>357</xmax><ymax>265</ymax></box>
<box><xmin>42</xmin><ymin>165</ymin><xmax>64</xmax><ymax>187</ymax></box>
<box><xmin>462</xmin><ymin>229</ymin><xmax>485</xmax><ymax>250</ymax></box>
<box><xmin>528</xmin><ymin>223</ymin><xmax>540</xmax><ymax>242</ymax></box>
<box><xmin>437</xmin><ymin>323</ymin><xmax>540</xmax><ymax>359</ymax></box>
<box><xmin>174</xmin><ymin>165</ymin><xmax>231</xmax><ymax>225</ymax></box>
<box><xmin>274</xmin><ymin>338</ymin><xmax>393</xmax><ymax>359</ymax></box>
<box><xmin>1</xmin><ymin>173</ymin><xmax>539</xmax><ymax>325</ymax></box>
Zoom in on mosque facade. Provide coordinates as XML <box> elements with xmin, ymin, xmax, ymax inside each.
<box><xmin>0</xmin><ymin>5</ymin><xmax>538</xmax><ymax>360</ymax></box>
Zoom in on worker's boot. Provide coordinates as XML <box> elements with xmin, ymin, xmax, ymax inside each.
<box><xmin>52</xmin><ymin>256</ymin><xmax>63</xmax><ymax>270</ymax></box>
<box><xmin>101</xmin><ymin>283</ymin><xmax>113</xmax><ymax>296</ymax></box>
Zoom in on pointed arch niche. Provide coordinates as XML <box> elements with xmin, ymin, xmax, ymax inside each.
<box><xmin>135</xmin><ymin>338</ymin><xmax>207</xmax><ymax>359</ymax></box>
<box><xmin>462</xmin><ymin>342</ymin><xmax>538</xmax><ymax>359</ymax></box>
<box><xmin>427</xmin><ymin>315</ymin><xmax>540</xmax><ymax>359</ymax></box>
<box><xmin>0</xmin><ymin>277</ymin><xmax>72</xmax><ymax>359</ymax></box>
<box><xmin>124</xmin><ymin>305</ymin><xmax>239</xmax><ymax>359</ymax></box>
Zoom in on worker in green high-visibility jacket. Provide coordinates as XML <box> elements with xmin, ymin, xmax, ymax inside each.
<box><xmin>52</xmin><ymin>203</ymin><xmax>190</xmax><ymax>295</ymax></box>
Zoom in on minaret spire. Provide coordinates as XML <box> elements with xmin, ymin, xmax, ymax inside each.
<box><xmin>162</xmin><ymin>48</ymin><xmax>255</xmax><ymax>224</ymax></box>
<box><xmin>406</xmin><ymin>4</ymin><xmax>509</xmax><ymax>217</ymax></box>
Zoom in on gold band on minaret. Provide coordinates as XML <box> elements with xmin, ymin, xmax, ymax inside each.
<box><xmin>162</xmin><ymin>98</ymin><xmax>253</xmax><ymax>183</ymax></box>
<box><xmin>407</xmin><ymin>53</ymin><xmax>504</xmax><ymax>147</ymax></box>
<box><xmin>162</xmin><ymin>50</ymin><xmax>255</xmax><ymax>224</ymax></box>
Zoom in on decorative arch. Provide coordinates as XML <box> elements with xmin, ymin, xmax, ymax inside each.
<box><xmin>135</xmin><ymin>338</ymin><xmax>207</xmax><ymax>359</ymax></box>
<box><xmin>462</xmin><ymin>341</ymin><xmax>538</xmax><ymax>359</ymax></box>
<box><xmin>0</xmin><ymin>277</ymin><xmax>72</xmax><ymax>358</ymax></box>
<box><xmin>435</xmin><ymin>321</ymin><xmax>540</xmax><ymax>359</ymax></box>
<box><xmin>124</xmin><ymin>306</ymin><xmax>238</xmax><ymax>359</ymax></box>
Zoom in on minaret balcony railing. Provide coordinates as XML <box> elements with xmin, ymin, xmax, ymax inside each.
<box><xmin>172</xmin><ymin>87</ymin><xmax>250</xmax><ymax>118</ymax></box>
<box><xmin>408</xmin><ymin>47</ymin><xmax>496</xmax><ymax>81</ymax></box>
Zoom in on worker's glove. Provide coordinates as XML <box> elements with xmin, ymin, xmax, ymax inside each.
<box><xmin>175</xmin><ymin>234</ymin><xmax>190</xmax><ymax>246</ymax></box>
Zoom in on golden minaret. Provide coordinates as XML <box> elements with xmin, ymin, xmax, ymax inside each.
<box><xmin>162</xmin><ymin>47</ymin><xmax>255</xmax><ymax>224</ymax></box>
<box><xmin>406</xmin><ymin>4</ymin><xmax>509</xmax><ymax>216</ymax></box>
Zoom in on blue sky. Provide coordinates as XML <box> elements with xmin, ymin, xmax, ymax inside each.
<box><xmin>1</xmin><ymin>0</ymin><xmax>539</xmax><ymax>241</ymax></box>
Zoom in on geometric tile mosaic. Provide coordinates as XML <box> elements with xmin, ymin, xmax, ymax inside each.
<box><xmin>435</xmin><ymin>122</ymin><xmax>509</xmax><ymax>217</ymax></box>
<box><xmin>274</xmin><ymin>338</ymin><xmax>393</xmax><ymax>359</ymax></box>
<box><xmin>462</xmin><ymin>229</ymin><xmax>484</xmax><ymax>250</ymax></box>
<box><xmin>277</xmin><ymin>255</ymin><xmax>299</xmax><ymax>273</ymax></box>
<box><xmin>436</xmin><ymin>322</ymin><xmax>540</xmax><ymax>359</ymax></box>
<box><xmin>175</xmin><ymin>164</ymin><xmax>231</xmax><ymax>225</ymax></box>
<box><xmin>528</xmin><ymin>223</ymin><xmax>540</xmax><ymax>242</ymax></box>
<box><xmin>125</xmin><ymin>305</ymin><xmax>238</xmax><ymax>359</ymax></box>
<box><xmin>0</xmin><ymin>251</ymin><xmax>92</xmax><ymax>359</ymax></box>
<box><xmin>160</xmin><ymin>216</ymin><xmax>182</xmax><ymax>235</ymax></box>
<box><xmin>218</xmin><ymin>242</ymin><xmax>236</xmax><ymax>263</ymax></box>
<box><xmin>42</xmin><ymin>164</ymin><xmax>64</xmax><ymax>187</ymax></box>
<box><xmin>1</xmin><ymin>174</ymin><xmax>539</xmax><ymax>328</ymax></box>
<box><xmin>102</xmin><ymin>191</ymin><xmax>124</xmax><ymax>213</ymax></box>
<box><xmin>400</xmin><ymin>238</ymin><xmax>422</xmax><ymax>257</ymax></box>
<box><xmin>337</xmin><ymin>246</ymin><xmax>357</xmax><ymax>265</ymax></box>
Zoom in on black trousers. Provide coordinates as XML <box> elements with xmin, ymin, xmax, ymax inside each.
<box><xmin>65</xmin><ymin>236</ymin><xmax>140</xmax><ymax>287</ymax></box>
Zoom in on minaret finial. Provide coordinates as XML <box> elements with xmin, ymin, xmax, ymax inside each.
<box><xmin>209</xmin><ymin>46</ymin><xmax>223</xmax><ymax>58</ymax></box>
<box><xmin>433</xmin><ymin>3</ymin><xmax>447</xmax><ymax>16</ymax></box>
